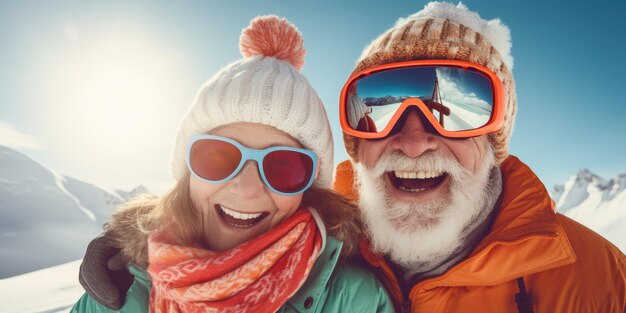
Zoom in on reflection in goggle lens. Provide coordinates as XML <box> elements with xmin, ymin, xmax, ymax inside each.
<box><xmin>347</xmin><ymin>66</ymin><xmax>494</xmax><ymax>133</ymax></box>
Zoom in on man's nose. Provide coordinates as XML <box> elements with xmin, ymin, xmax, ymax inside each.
<box><xmin>228</xmin><ymin>162</ymin><xmax>265</xmax><ymax>199</ymax></box>
<box><xmin>389</xmin><ymin>110</ymin><xmax>439</xmax><ymax>157</ymax></box>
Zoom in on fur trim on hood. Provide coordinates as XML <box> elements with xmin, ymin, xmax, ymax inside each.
<box><xmin>103</xmin><ymin>196</ymin><xmax>154</xmax><ymax>269</ymax></box>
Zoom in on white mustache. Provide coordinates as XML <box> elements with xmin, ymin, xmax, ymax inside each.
<box><xmin>370</xmin><ymin>151</ymin><xmax>465</xmax><ymax>177</ymax></box>
<box><xmin>370</xmin><ymin>150</ymin><xmax>479</xmax><ymax>196</ymax></box>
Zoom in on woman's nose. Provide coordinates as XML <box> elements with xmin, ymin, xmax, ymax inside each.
<box><xmin>228</xmin><ymin>162</ymin><xmax>265</xmax><ymax>199</ymax></box>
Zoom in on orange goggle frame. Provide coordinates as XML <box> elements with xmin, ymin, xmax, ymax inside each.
<box><xmin>339</xmin><ymin>59</ymin><xmax>505</xmax><ymax>139</ymax></box>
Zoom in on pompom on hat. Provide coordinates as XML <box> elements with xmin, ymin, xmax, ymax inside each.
<box><xmin>240</xmin><ymin>17</ymin><xmax>306</xmax><ymax>70</ymax></box>
<box><xmin>170</xmin><ymin>15</ymin><xmax>334</xmax><ymax>188</ymax></box>
<box><xmin>344</xmin><ymin>2</ymin><xmax>517</xmax><ymax>164</ymax></box>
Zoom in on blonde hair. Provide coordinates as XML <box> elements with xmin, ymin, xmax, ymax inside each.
<box><xmin>111</xmin><ymin>170</ymin><xmax>361</xmax><ymax>265</ymax></box>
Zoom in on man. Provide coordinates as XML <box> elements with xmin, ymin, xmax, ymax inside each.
<box><xmin>81</xmin><ymin>2</ymin><xmax>626</xmax><ymax>312</ymax></box>
<box><xmin>333</xmin><ymin>2</ymin><xmax>626</xmax><ymax>312</ymax></box>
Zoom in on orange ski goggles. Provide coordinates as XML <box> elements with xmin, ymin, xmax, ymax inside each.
<box><xmin>340</xmin><ymin>60</ymin><xmax>505</xmax><ymax>139</ymax></box>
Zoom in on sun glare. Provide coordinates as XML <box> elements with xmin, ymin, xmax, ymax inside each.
<box><xmin>43</xmin><ymin>27</ymin><xmax>188</xmax><ymax>189</ymax></box>
<box><xmin>76</xmin><ymin>44</ymin><xmax>163</xmax><ymax>142</ymax></box>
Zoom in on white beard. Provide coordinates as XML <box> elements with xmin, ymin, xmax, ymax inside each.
<box><xmin>355</xmin><ymin>148</ymin><xmax>498</xmax><ymax>270</ymax></box>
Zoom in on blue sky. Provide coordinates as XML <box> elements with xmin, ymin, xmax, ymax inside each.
<box><xmin>1</xmin><ymin>0</ymin><xmax>625</xmax><ymax>193</ymax></box>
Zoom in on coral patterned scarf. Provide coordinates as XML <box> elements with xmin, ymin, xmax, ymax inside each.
<box><xmin>147</xmin><ymin>209</ymin><xmax>322</xmax><ymax>313</ymax></box>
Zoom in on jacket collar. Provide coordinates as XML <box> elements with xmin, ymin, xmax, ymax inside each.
<box><xmin>286</xmin><ymin>236</ymin><xmax>343</xmax><ymax>312</ymax></box>
<box><xmin>337</xmin><ymin>156</ymin><xmax>576</xmax><ymax>291</ymax></box>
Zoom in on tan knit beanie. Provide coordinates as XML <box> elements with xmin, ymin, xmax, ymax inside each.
<box><xmin>344</xmin><ymin>2</ymin><xmax>516</xmax><ymax>164</ymax></box>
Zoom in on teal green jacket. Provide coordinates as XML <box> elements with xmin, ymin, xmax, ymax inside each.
<box><xmin>72</xmin><ymin>237</ymin><xmax>395</xmax><ymax>312</ymax></box>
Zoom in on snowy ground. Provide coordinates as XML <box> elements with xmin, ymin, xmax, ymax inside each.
<box><xmin>0</xmin><ymin>260</ymin><xmax>83</xmax><ymax>313</ymax></box>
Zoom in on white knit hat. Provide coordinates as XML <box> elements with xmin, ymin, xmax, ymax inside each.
<box><xmin>170</xmin><ymin>16</ymin><xmax>334</xmax><ymax>188</ymax></box>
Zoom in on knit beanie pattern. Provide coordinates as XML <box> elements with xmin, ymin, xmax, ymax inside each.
<box><xmin>170</xmin><ymin>16</ymin><xmax>334</xmax><ymax>188</ymax></box>
<box><xmin>344</xmin><ymin>2</ymin><xmax>517</xmax><ymax>164</ymax></box>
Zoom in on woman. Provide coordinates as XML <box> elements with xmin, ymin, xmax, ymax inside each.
<box><xmin>72</xmin><ymin>15</ymin><xmax>393</xmax><ymax>313</ymax></box>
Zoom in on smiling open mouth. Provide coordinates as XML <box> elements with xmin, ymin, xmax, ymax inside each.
<box><xmin>387</xmin><ymin>170</ymin><xmax>447</xmax><ymax>192</ymax></box>
<box><xmin>215</xmin><ymin>204</ymin><xmax>269</xmax><ymax>228</ymax></box>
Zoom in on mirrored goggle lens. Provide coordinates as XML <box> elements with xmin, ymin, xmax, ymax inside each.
<box><xmin>263</xmin><ymin>150</ymin><xmax>314</xmax><ymax>194</ymax></box>
<box><xmin>346</xmin><ymin>66</ymin><xmax>494</xmax><ymax>133</ymax></box>
<box><xmin>190</xmin><ymin>139</ymin><xmax>242</xmax><ymax>181</ymax></box>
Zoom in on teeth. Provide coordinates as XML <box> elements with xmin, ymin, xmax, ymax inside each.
<box><xmin>393</xmin><ymin>170</ymin><xmax>443</xmax><ymax>179</ymax></box>
<box><xmin>219</xmin><ymin>205</ymin><xmax>262</xmax><ymax>220</ymax></box>
<box><xmin>398</xmin><ymin>186</ymin><xmax>428</xmax><ymax>192</ymax></box>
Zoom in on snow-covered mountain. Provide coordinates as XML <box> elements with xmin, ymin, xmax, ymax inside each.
<box><xmin>551</xmin><ymin>169</ymin><xmax>626</xmax><ymax>252</ymax></box>
<box><xmin>0</xmin><ymin>145</ymin><xmax>147</xmax><ymax>278</ymax></box>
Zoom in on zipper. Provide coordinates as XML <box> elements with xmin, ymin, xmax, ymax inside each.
<box><xmin>402</xmin><ymin>299</ymin><xmax>411</xmax><ymax>313</ymax></box>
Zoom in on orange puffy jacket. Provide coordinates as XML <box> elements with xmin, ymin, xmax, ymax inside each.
<box><xmin>334</xmin><ymin>156</ymin><xmax>626</xmax><ymax>313</ymax></box>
